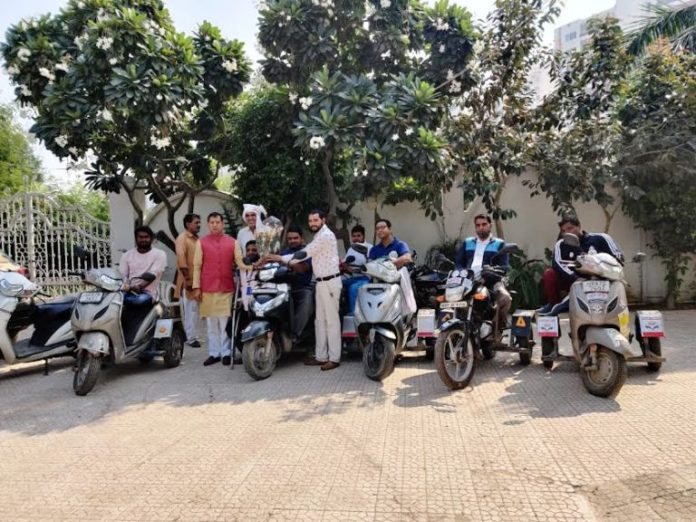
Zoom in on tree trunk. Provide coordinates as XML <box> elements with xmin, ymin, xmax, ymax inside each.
<box><xmin>601</xmin><ymin>205</ymin><xmax>618</xmax><ymax>233</ymax></box>
<box><xmin>321</xmin><ymin>148</ymin><xmax>339</xmax><ymax>218</ymax></box>
<box><xmin>493</xmin><ymin>174</ymin><xmax>508</xmax><ymax>240</ymax></box>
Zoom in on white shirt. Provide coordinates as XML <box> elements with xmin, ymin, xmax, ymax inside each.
<box><xmin>471</xmin><ymin>237</ymin><xmax>491</xmax><ymax>273</ymax></box>
<box><xmin>283</xmin><ymin>224</ymin><xmax>339</xmax><ymax>279</ymax></box>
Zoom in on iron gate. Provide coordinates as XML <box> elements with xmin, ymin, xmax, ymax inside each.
<box><xmin>0</xmin><ymin>192</ymin><xmax>111</xmax><ymax>295</ymax></box>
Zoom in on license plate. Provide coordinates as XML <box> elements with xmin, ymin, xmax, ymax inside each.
<box><xmin>443</xmin><ymin>301</ymin><xmax>468</xmax><ymax>309</ymax></box>
<box><xmin>537</xmin><ymin>316</ymin><xmax>559</xmax><ymax>337</ymax></box>
<box><xmin>639</xmin><ymin>312</ymin><xmax>664</xmax><ymax>338</ymax></box>
<box><xmin>79</xmin><ymin>292</ymin><xmax>103</xmax><ymax>303</ymax></box>
<box><xmin>446</xmin><ymin>276</ymin><xmax>462</xmax><ymax>286</ymax></box>
<box><xmin>582</xmin><ymin>280</ymin><xmax>610</xmax><ymax>293</ymax></box>
<box><xmin>586</xmin><ymin>292</ymin><xmax>608</xmax><ymax>302</ymax></box>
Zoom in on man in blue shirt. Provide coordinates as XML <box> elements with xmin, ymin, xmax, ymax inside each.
<box><xmin>369</xmin><ymin>219</ymin><xmax>412</xmax><ymax>267</ymax></box>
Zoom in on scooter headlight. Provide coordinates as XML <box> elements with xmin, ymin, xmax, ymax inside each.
<box><xmin>98</xmin><ymin>273</ymin><xmax>122</xmax><ymax>292</ymax></box>
<box><xmin>251</xmin><ymin>293</ymin><xmax>287</xmax><ymax>315</ymax></box>
<box><xmin>0</xmin><ymin>279</ymin><xmax>23</xmax><ymax>297</ymax></box>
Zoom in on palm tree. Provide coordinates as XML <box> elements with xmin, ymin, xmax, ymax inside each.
<box><xmin>627</xmin><ymin>3</ymin><xmax>696</xmax><ymax>56</ymax></box>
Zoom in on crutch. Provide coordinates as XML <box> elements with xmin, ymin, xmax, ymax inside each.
<box><xmin>230</xmin><ymin>271</ymin><xmax>242</xmax><ymax>370</ymax></box>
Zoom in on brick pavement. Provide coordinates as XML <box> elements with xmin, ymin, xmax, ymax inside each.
<box><xmin>0</xmin><ymin>311</ymin><xmax>694</xmax><ymax>521</ymax></box>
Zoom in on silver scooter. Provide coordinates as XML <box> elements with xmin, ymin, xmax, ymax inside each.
<box><xmin>0</xmin><ymin>270</ymin><xmax>76</xmax><ymax>373</ymax></box>
<box><xmin>71</xmin><ymin>268</ymin><xmax>184</xmax><ymax>395</ymax></box>
<box><xmin>354</xmin><ymin>252</ymin><xmax>416</xmax><ymax>381</ymax></box>
<box><xmin>536</xmin><ymin>234</ymin><xmax>666</xmax><ymax>397</ymax></box>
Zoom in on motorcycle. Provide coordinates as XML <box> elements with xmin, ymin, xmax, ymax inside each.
<box><xmin>536</xmin><ymin>234</ymin><xmax>665</xmax><ymax>397</ymax></box>
<box><xmin>0</xmin><ymin>270</ymin><xmax>76</xmax><ymax>373</ymax></box>
<box><xmin>70</xmin><ymin>268</ymin><xmax>184</xmax><ymax>395</ymax></box>
<box><xmin>433</xmin><ymin>244</ymin><xmax>534</xmax><ymax>390</ymax></box>
<box><xmin>240</xmin><ymin>262</ymin><xmax>314</xmax><ymax>380</ymax></box>
<box><xmin>354</xmin><ymin>251</ymin><xmax>416</xmax><ymax>381</ymax></box>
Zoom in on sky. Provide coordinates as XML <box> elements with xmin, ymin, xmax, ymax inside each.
<box><xmin>0</xmin><ymin>0</ymin><xmax>615</xmax><ymax>185</ymax></box>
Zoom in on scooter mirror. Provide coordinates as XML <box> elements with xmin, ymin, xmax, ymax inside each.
<box><xmin>293</xmin><ymin>251</ymin><xmax>308</xmax><ymax>260</ymax></box>
<box><xmin>243</xmin><ymin>254</ymin><xmax>260</xmax><ymax>265</ymax></box>
<box><xmin>139</xmin><ymin>272</ymin><xmax>156</xmax><ymax>283</ymax></box>
<box><xmin>632</xmin><ymin>252</ymin><xmax>647</xmax><ymax>263</ymax></box>
<box><xmin>345</xmin><ymin>255</ymin><xmax>356</xmax><ymax>264</ymax></box>
<box><xmin>350</xmin><ymin>243</ymin><xmax>369</xmax><ymax>256</ymax></box>
<box><xmin>492</xmin><ymin>243</ymin><xmax>520</xmax><ymax>261</ymax></box>
<box><xmin>562</xmin><ymin>233</ymin><xmax>581</xmax><ymax>247</ymax></box>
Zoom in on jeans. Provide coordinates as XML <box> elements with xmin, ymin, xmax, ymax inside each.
<box><xmin>343</xmin><ymin>276</ymin><xmax>369</xmax><ymax>314</ymax></box>
<box><xmin>123</xmin><ymin>292</ymin><xmax>153</xmax><ymax>306</ymax></box>
<box><xmin>291</xmin><ymin>287</ymin><xmax>314</xmax><ymax>340</ymax></box>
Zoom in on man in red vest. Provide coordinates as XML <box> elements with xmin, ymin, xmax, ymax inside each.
<box><xmin>191</xmin><ymin>212</ymin><xmax>237</xmax><ymax>366</ymax></box>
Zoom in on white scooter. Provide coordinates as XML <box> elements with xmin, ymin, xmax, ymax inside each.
<box><xmin>354</xmin><ymin>252</ymin><xmax>416</xmax><ymax>381</ymax></box>
<box><xmin>70</xmin><ymin>268</ymin><xmax>184</xmax><ymax>395</ymax></box>
<box><xmin>0</xmin><ymin>270</ymin><xmax>76</xmax><ymax>373</ymax></box>
<box><xmin>536</xmin><ymin>234</ymin><xmax>665</xmax><ymax>397</ymax></box>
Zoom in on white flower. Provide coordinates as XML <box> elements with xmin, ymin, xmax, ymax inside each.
<box><xmin>286</xmin><ymin>14</ymin><xmax>291</xmax><ymax>21</ymax></box>
<box><xmin>109</xmin><ymin>57</ymin><xmax>118</xmax><ymax>65</ymax></box>
<box><xmin>288</xmin><ymin>91</ymin><xmax>298</xmax><ymax>103</ymax></box>
<box><xmin>96</xmin><ymin>36</ymin><xmax>114</xmax><ymax>51</ymax></box>
<box><xmin>100</xmin><ymin>109</ymin><xmax>113</xmax><ymax>122</ymax></box>
<box><xmin>6</xmin><ymin>65</ymin><xmax>20</xmax><ymax>75</ymax></box>
<box><xmin>20</xmin><ymin>85</ymin><xmax>31</xmax><ymax>97</ymax></box>
<box><xmin>353</xmin><ymin>169</ymin><xmax>358</xmax><ymax>177</ymax></box>
<box><xmin>405</xmin><ymin>128</ymin><xmax>414</xmax><ymax>136</ymax></box>
<box><xmin>76</xmin><ymin>1</ymin><xmax>85</xmax><ymax>8</ymax></box>
<box><xmin>366</xmin><ymin>71</ymin><xmax>375</xmax><ymax>80</ymax></box>
<box><xmin>156</xmin><ymin>94</ymin><xmax>163</xmax><ymax>101</ymax></box>
<box><xmin>449</xmin><ymin>80</ymin><xmax>461</xmax><ymax>94</ymax></box>
<box><xmin>39</xmin><ymin>67</ymin><xmax>56</xmax><ymax>81</ymax></box>
<box><xmin>55</xmin><ymin>62</ymin><xmax>69</xmax><ymax>73</ymax></box>
<box><xmin>435</xmin><ymin>18</ymin><xmax>450</xmax><ymax>31</ymax></box>
<box><xmin>309</xmin><ymin>136</ymin><xmax>325</xmax><ymax>150</ymax></box>
<box><xmin>55</xmin><ymin>135</ymin><xmax>69</xmax><ymax>148</ymax></box>
<box><xmin>361</xmin><ymin>169</ymin><xmax>368</xmax><ymax>176</ymax></box>
<box><xmin>473</xmin><ymin>40</ymin><xmax>484</xmax><ymax>56</ymax></box>
<box><xmin>222</xmin><ymin>59</ymin><xmax>238</xmax><ymax>73</ymax></box>
<box><xmin>68</xmin><ymin>146</ymin><xmax>79</xmax><ymax>156</ymax></box>
<box><xmin>299</xmin><ymin>96</ymin><xmax>313</xmax><ymax>110</ymax></box>
<box><xmin>439</xmin><ymin>44</ymin><xmax>446</xmax><ymax>53</ymax></box>
<box><xmin>391</xmin><ymin>133</ymin><xmax>399</xmax><ymax>141</ymax></box>
<box><xmin>16</xmin><ymin>48</ymin><xmax>31</xmax><ymax>62</ymax></box>
<box><xmin>380</xmin><ymin>0</ymin><xmax>391</xmax><ymax>8</ymax></box>
<box><xmin>446</xmin><ymin>69</ymin><xmax>455</xmax><ymax>81</ymax></box>
<box><xmin>74</xmin><ymin>35</ymin><xmax>86</xmax><ymax>49</ymax></box>
<box><xmin>150</xmin><ymin>136</ymin><xmax>171</xmax><ymax>149</ymax></box>
<box><xmin>380</xmin><ymin>49</ymin><xmax>391</xmax><ymax>60</ymax></box>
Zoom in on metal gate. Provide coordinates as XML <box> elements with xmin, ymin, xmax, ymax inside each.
<box><xmin>0</xmin><ymin>192</ymin><xmax>111</xmax><ymax>295</ymax></box>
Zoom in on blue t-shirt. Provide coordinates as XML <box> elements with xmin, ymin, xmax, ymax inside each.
<box><xmin>281</xmin><ymin>246</ymin><xmax>313</xmax><ymax>290</ymax></box>
<box><xmin>369</xmin><ymin>237</ymin><xmax>410</xmax><ymax>260</ymax></box>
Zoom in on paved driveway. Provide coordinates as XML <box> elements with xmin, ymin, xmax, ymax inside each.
<box><xmin>1</xmin><ymin>311</ymin><xmax>695</xmax><ymax>521</ymax></box>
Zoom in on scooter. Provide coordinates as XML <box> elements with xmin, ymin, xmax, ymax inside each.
<box><xmin>433</xmin><ymin>244</ymin><xmax>533</xmax><ymax>390</ymax></box>
<box><xmin>0</xmin><ymin>270</ymin><xmax>76</xmax><ymax>373</ymax></box>
<box><xmin>71</xmin><ymin>268</ymin><xmax>184</xmax><ymax>396</ymax></box>
<box><xmin>354</xmin><ymin>252</ymin><xmax>416</xmax><ymax>381</ymax></box>
<box><xmin>340</xmin><ymin>244</ymin><xmax>370</xmax><ymax>354</ymax></box>
<box><xmin>535</xmin><ymin>234</ymin><xmax>665</xmax><ymax>397</ymax></box>
<box><xmin>240</xmin><ymin>262</ymin><xmax>315</xmax><ymax>380</ymax></box>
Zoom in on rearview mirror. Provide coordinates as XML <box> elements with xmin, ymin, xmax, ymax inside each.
<box><xmin>345</xmin><ymin>255</ymin><xmax>356</xmax><ymax>264</ymax></box>
<box><xmin>139</xmin><ymin>272</ymin><xmax>156</xmax><ymax>283</ymax></box>
<box><xmin>243</xmin><ymin>254</ymin><xmax>260</xmax><ymax>265</ymax></box>
<box><xmin>562</xmin><ymin>233</ymin><xmax>580</xmax><ymax>247</ymax></box>
<box><xmin>293</xmin><ymin>250</ymin><xmax>308</xmax><ymax>260</ymax></box>
<box><xmin>632</xmin><ymin>252</ymin><xmax>647</xmax><ymax>263</ymax></box>
<box><xmin>491</xmin><ymin>243</ymin><xmax>520</xmax><ymax>261</ymax></box>
<box><xmin>350</xmin><ymin>243</ymin><xmax>368</xmax><ymax>256</ymax></box>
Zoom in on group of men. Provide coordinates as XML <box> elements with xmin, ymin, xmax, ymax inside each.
<box><xmin>117</xmin><ymin>204</ymin><xmax>624</xmax><ymax>370</ymax></box>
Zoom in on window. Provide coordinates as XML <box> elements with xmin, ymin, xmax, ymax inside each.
<box><xmin>565</xmin><ymin>31</ymin><xmax>577</xmax><ymax>42</ymax></box>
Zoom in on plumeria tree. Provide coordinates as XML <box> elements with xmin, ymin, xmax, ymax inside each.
<box><xmin>0</xmin><ymin>104</ymin><xmax>43</xmax><ymax>194</ymax></box>
<box><xmin>449</xmin><ymin>0</ymin><xmax>561</xmax><ymax>239</ymax></box>
<box><xmin>617</xmin><ymin>42</ymin><xmax>696</xmax><ymax>307</ymax></box>
<box><xmin>529</xmin><ymin>18</ymin><xmax>629</xmax><ymax>232</ymax></box>
<box><xmin>257</xmin><ymin>0</ymin><xmax>477</xmax><ymax>244</ymax></box>
<box><xmin>2</xmin><ymin>0</ymin><xmax>250</xmax><ymax>248</ymax></box>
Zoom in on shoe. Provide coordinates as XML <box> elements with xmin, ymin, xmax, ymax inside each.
<box><xmin>321</xmin><ymin>361</ymin><xmax>340</xmax><ymax>371</ymax></box>
<box><xmin>304</xmin><ymin>357</ymin><xmax>325</xmax><ymax>366</ymax></box>
<box><xmin>222</xmin><ymin>356</ymin><xmax>231</xmax><ymax>366</ymax></box>
<box><xmin>188</xmin><ymin>340</ymin><xmax>201</xmax><ymax>348</ymax></box>
<box><xmin>203</xmin><ymin>356</ymin><xmax>221</xmax><ymax>366</ymax></box>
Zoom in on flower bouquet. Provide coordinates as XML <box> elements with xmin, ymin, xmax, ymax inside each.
<box><xmin>255</xmin><ymin>216</ymin><xmax>283</xmax><ymax>257</ymax></box>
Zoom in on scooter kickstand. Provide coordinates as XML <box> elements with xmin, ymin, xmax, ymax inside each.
<box><xmin>43</xmin><ymin>358</ymin><xmax>49</xmax><ymax>376</ymax></box>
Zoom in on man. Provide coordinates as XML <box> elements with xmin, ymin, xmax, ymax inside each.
<box><xmin>175</xmin><ymin>213</ymin><xmax>201</xmax><ymax>348</ymax></box>
<box><xmin>235</xmin><ymin>203</ymin><xmax>266</xmax><ymax>309</ymax></box>
<box><xmin>369</xmin><ymin>219</ymin><xmax>417</xmax><ymax>315</ymax></box>
<box><xmin>271</xmin><ymin>226</ymin><xmax>314</xmax><ymax>358</ymax></box>
<box><xmin>540</xmin><ymin>213</ymin><xmax>624</xmax><ymax>314</ymax></box>
<box><xmin>341</xmin><ymin>224</ymin><xmax>372</xmax><ymax>314</ymax></box>
<box><xmin>192</xmin><ymin>212</ymin><xmax>237</xmax><ymax>366</ymax></box>
<box><xmin>281</xmin><ymin>210</ymin><xmax>341</xmax><ymax>371</ymax></box>
<box><xmin>454</xmin><ymin>214</ymin><xmax>512</xmax><ymax>333</ymax></box>
<box><xmin>119</xmin><ymin>226</ymin><xmax>167</xmax><ymax>306</ymax></box>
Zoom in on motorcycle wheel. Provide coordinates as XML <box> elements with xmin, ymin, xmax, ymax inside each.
<box><xmin>541</xmin><ymin>338</ymin><xmax>556</xmax><ymax>370</ymax></box>
<box><xmin>517</xmin><ymin>337</ymin><xmax>532</xmax><ymax>366</ymax></box>
<box><xmin>646</xmin><ymin>338</ymin><xmax>662</xmax><ymax>372</ymax></box>
<box><xmin>243</xmin><ymin>336</ymin><xmax>277</xmax><ymax>381</ymax></box>
<box><xmin>581</xmin><ymin>346</ymin><xmax>626</xmax><ymax>398</ymax></box>
<box><xmin>73</xmin><ymin>351</ymin><xmax>101</xmax><ymax>396</ymax></box>
<box><xmin>434</xmin><ymin>328</ymin><xmax>475</xmax><ymax>390</ymax></box>
<box><xmin>162</xmin><ymin>327</ymin><xmax>184</xmax><ymax>368</ymax></box>
<box><xmin>362</xmin><ymin>333</ymin><xmax>396</xmax><ymax>381</ymax></box>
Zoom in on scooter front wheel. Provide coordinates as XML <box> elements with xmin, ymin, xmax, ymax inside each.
<box><xmin>242</xmin><ymin>336</ymin><xmax>277</xmax><ymax>381</ymax></box>
<box><xmin>362</xmin><ymin>333</ymin><xmax>396</xmax><ymax>381</ymax></box>
<box><xmin>162</xmin><ymin>327</ymin><xmax>184</xmax><ymax>368</ymax></box>
<box><xmin>73</xmin><ymin>351</ymin><xmax>101</xmax><ymax>396</ymax></box>
<box><xmin>434</xmin><ymin>328</ymin><xmax>475</xmax><ymax>390</ymax></box>
<box><xmin>581</xmin><ymin>346</ymin><xmax>626</xmax><ymax>398</ymax></box>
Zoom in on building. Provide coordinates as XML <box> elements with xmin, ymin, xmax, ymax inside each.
<box><xmin>554</xmin><ymin>0</ymin><xmax>696</xmax><ymax>52</ymax></box>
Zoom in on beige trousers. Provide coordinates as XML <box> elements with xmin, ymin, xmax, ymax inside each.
<box><xmin>315</xmin><ymin>277</ymin><xmax>342</xmax><ymax>363</ymax></box>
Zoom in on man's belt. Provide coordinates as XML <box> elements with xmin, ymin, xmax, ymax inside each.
<box><xmin>316</xmin><ymin>273</ymin><xmax>340</xmax><ymax>282</ymax></box>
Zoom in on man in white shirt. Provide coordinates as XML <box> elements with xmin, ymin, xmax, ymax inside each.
<box><xmin>119</xmin><ymin>226</ymin><xmax>167</xmax><ymax>306</ymax></box>
<box><xmin>281</xmin><ymin>209</ymin><xmax>342</xmax><ymax>371</ymax></box>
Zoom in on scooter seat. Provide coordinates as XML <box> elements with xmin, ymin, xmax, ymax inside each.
<box><xmin>35</xmin><ymin>300</ymin><xmax>74</xmax><ymax>322</ymax></box>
